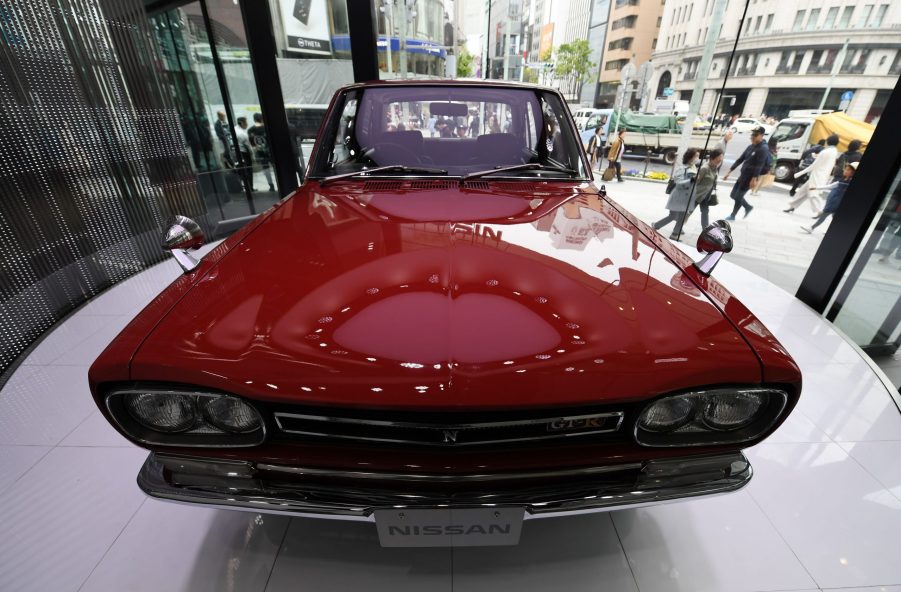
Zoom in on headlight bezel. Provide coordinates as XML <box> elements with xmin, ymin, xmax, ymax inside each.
<box><xmin>634</xmin><ymin>387</ymin><xmax>789</xmax><ymax>448</ymax></box>
<box><xmin>105</xmin><ymin>387</ymin><xmax>266</xmax><ymax>448</ymax></box>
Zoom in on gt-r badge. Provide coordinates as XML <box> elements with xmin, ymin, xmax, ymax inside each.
<box><xmin>547</xmin><ymin>416</ymin><xmax>609</xmax><ymax>432</ymax></box>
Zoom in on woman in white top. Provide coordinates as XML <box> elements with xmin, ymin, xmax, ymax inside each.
<box><xmin>784</xmin><ymin>134</ymin><xmax>839</xmax><ymax>214</ymax></box>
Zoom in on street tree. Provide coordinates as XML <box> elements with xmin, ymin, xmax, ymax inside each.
<box><xmin>456</xmin><ymin>45</ymin><xmax>474</xmax><ymax>78</ymax></box>
<box><xmin>553</xmin><ymin>39</ymin><xmax>595</xmax><ymax>96</ymax></box>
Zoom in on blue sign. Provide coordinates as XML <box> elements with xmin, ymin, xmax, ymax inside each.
<box><xmin>332</xmin><ymin>36</ymin><xmax>447</xmax><ymax>59</ymax></box>
<box><xmin>841</xmin><ymin>90</ymin><xmax>854</xmax><ymax>101</ymax></box>
<box><xmin>662</xmin><ymin>87</ymin><xmax>675</xmax><ymax>97</ymax></box>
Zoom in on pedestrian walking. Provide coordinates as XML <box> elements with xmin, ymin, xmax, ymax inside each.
<box><xmin>831</xmin><ymin>139</ymin><xmax>863</xmax><ymax>182</ymax></box>
<box><xmin>488</xmin><ymin>115</ymin><xmax>501</xmax><ymax>134</ymax></box>
<box><xmin>751</xmin><ymin>136</ymin><xmax>778</xmax><ymax>195</ymax></box>
<box><xmin>789</xmin><ymin>139</ymin><xmax>825</xmax><ymax>196</ymax></box>
<box><xmin>468</xmin><ymin>109</ymin><xmax>480</xmax><ymax>137</ymax></box>
<box><xmin>716</xmin><ymin>129</ymin><xmax>733</xmax><ymax>156</ymax></box>
<box><xmin>722</xmin><ymin>126</ymin><xmax>768</xmax><ymax>220</ymax></box>
<box><xmin>607</xmin><ymin>128</ymin><xmax>626</xmax><ymax>182</ymax></box>
<box><xmin>248</xmin><ymin>113</ymin><xmax>275</xmax><ymax>192</ymax></box>
<box><xmin>214</xmin><ymin>110</ymin><xmax>235</xmax><ymax>168</ymax></box>
<box><xmin>802</xmin><ymin>162</ymin><xmax>857</xmax><ymax>233</ymax></box>
<box><xmin>694</xmin><ymin>149</ymin><xmax>723</xmax><ymax>229</ymax></box>
<box><xmin>652</xmin><ymin>149</ymin><xmax>699</xmax><ymax>240</ymax></box>
<box><xmin>234</xmin><ymin>116</ymin><xmax>254</xmax><ymax>191</ymax></box>
<box><xmin>784</xmin><ymin>134</ymin><xmax>839</xmax><ymax>214</ymax></box>
<box><xmin>586</xmin><ymin>126</ymin><xmax>603</xmax><ymax>171</ymax></box>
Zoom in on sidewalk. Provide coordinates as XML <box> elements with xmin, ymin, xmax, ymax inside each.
<box><xmin>598</xmin><ymin>174</ymin><xmax>839</xmax><ymax>293</ymax></box>
<box><xmin>597</xmin><ymin>174</ymin><xmax>901</xmax><ymax>343</ymax></box>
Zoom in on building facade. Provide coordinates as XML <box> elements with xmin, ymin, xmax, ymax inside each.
<box><xmin>651</xmin><ymin>0</ymin><xmax>899</xmax><ymax>122</ymax></box>
<box><xmin>597</xmin><ymin>0</ymin><xmax>664</xmax><ymax>107</ymax></box>
<box><xmin>581</xmin><ymin>0</ymin><xmax>613</xmax><ymax>105</ymax></box>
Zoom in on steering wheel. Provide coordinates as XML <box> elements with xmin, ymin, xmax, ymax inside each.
<box><xmin>371</xmin><ymin>142</ymin><xmax>421</xmax><ymax>166</ymax></box>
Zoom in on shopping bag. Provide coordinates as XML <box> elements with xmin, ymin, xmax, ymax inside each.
<box><xmin>602</xmin><ymin>166</ymin><xmax>616</xmax><ymax>182</ymax></box>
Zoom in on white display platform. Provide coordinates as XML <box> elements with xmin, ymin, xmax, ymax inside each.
<box><xmin>2</xmin><ymin>246</ymin><xmax>901</xmax><ymax>592</ymax></box>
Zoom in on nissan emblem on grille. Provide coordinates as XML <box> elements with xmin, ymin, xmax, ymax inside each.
<box><xmin>442</xmin><ymin>430</ymin><xmax>458</xmax><ymax>444</ymax></box>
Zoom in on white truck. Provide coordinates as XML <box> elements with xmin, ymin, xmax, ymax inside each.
<box><xmin>768</xmin><ymin>110</ymin><xmax>872</xmax><ymax>182</ymax></box>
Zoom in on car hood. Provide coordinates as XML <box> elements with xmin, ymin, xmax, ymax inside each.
<box><xmin>131</xmin><ymin>180</ymin><xmax>763</xmax><ymax>409</ymax></box>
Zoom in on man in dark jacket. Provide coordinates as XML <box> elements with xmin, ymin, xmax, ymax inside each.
<box><xmin>722</xmin><ymin>126</ymin><xmax>768</xmax><ymax>220</ymax></box>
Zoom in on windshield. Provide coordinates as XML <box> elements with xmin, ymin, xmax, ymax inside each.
<box><xmin>585</xmin><ymin>113</ymin><xmax>609</xmax><ymax>130</ymax></box>
<box><xmin>771</xmin><ymin>122</ymin><xmax>808</xmax><ymax>142</ymax></box>
<box><xmin>311</xmin><ymin>85</ymin><xmax>587</xmax><ymax>180</ymax></box>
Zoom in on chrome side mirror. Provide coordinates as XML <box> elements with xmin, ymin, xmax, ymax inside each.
<box><xmin>694</xmin><ymin>220</ymin><xmax>733</xmax><ymax>276</ymax></box>
<box><xmin>162</xmin><ymin>215</ymin><xmax>204</xmax><ymax>273</ymax></box>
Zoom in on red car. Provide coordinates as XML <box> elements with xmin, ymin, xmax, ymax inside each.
<box><xmin>89</xmin><ymin>81</ymin><xmax>800</xmax><ymax>547</ymax></box>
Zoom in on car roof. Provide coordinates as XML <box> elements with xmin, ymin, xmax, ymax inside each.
<box><xmin>341</xmin><ymin>78</ymin><xmax>560</xmax><ymax>94</ymax></box>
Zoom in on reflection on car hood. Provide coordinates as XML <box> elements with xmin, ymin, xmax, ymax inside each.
<box><xmin>131</xmin><ymin>180</ymin><xmax>763</xmax><ymax>409</ymax></box>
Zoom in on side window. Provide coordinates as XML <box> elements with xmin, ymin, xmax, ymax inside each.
<box><xmin>330</xmin><ymin>98</ymin><xmax>358</xmax><ymax>166</ymax></box>
<box><xmin>526</xmin><ymin>102</ymin><xmax>537</xmax><ymax>149</ymax></box>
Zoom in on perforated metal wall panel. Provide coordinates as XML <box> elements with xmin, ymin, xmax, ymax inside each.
<box><xmin>0</xmin><ymin>0</ymin><xmax>207</xmax><ymax>377</ymax></box>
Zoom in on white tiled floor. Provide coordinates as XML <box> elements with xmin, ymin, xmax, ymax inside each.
<box><xmin>1</xmin><ymin>254</ymin><xmax>900</xmax><ymax>591</ymax></box>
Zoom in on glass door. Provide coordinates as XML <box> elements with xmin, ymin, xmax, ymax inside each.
<box><xmin>829</xmin><ymin>168</ymin><xmax>901</xmax><ymax>359</ymax></box>
<box><xmin>149</xmin><ymin>0</ymin><xmax>280</xmax><ymax>234</ymax></box>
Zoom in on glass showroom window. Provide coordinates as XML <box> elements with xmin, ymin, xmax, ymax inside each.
<box><xmin>149</xmin><ymin>1</ymin><xmax>279</xmax><ymax>228</ymax></box>
<box><xmin>266</xmin><ymin>0</ymin><xmax>354</xmax><ymax>177</ymax></box>
<box><xmin>599</xmin><ymin>0</ymin><xmax>899</xmax><ymax>301</ymax></box>
<box><xmin>827</xmin><ymin>165</ymin><xmax>901</xmax><ymax>386</ymax></box>
<box><xmin>377</xmin><ymin>0</ymin><xmax>457</xmax><ymax>80</ymax></box>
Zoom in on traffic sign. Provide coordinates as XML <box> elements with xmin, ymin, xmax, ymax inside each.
<box><xmin>662</xmin><ymin>87</ymin><xmax>675</xmax><ymax>97</ymax></box>
<box><xmin>638</xmin><ymin>62</ymin><xmax>653</xmax><ymax>83</ymax></box>
<box><xmin>614</xmin><ymin>84</ymin><xmax>625</xmax><ymax>107</ymax></box>
<box><xmin>620</xmin><ymin>62</ymin><xmax>636</xmax><ymax>83</ymax></box>
<box><xmin>841</xmin><ymin>90</ymin><xmax>854</xmax><ymax>101</ymax></box>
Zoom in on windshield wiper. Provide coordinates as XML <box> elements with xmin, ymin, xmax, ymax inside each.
<box><xmin>462</xmin><ymin>162</ymin><xmax>578</xmax><ymax>181</ymax></box>
<box><xmin>319</xmin><ymin>165</ymin><xmax>449</xmax><ymax>186</ymax></box>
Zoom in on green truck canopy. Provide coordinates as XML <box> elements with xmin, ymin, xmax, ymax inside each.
<box><xmin>608</xmin><ymin>111</ymin><xmax>679</xmax><ymax>134</ymax></box>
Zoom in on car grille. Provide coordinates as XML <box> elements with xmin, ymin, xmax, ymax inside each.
<box><xmin>272</xmin><ymin>410</ymin><xmax>625</xmax><ymax>447</ymax></box>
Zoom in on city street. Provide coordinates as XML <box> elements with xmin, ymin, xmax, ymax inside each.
<box><xmin>599</xmin><ymin>161</ymin><xmax>838</xmax><ymax>294</ymax></box>
<box><xmin>598</xmin><ymin>164</ymin><xmax>901</xmax><ymax>344</ymax></box>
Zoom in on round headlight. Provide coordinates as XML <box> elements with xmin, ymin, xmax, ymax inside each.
<box><xmin>202</xmin><ymin>397</ymin><xmax>261</xmax><ymax>433</ymax></box>
<box><xmin>124</xmin><ymin>393</ymin><xmax>195</xmax><ymax>432</ymax></box>
<box><xmin>702</xmin><ymin>392</ymin><xmax>767</xmax><ymax>431</ymax></box>
<box><xmin>638</xmin><ymin>397</ymin><xmax>695</xmax><ymax>432</ymax></box>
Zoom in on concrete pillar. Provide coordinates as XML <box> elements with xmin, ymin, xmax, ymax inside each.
<box><xmin>846</xmin><ymin>88</ymin><xmax>876</xmax><ymax>121</ymax></box>
<box><xmin>700</xmin><ymin>89</ymin><xmax>718</xmax><ymax>117</ymax></box>
<box><xmin>744</xmin><ymin>87</ymin><xmax>768</xmax><ymax>117</ymax></box>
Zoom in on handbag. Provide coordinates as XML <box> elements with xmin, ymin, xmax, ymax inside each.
<box><xmin>708</xmin><ymin>190</ymin><xmax>719</xmax><ymax>206</ymax></box>
<box><xmin>665</xmin><ymin>178</ymin><xmax>675</xmax><ymax>194</ymax></box>
<box><xmin>602</xmin><ymin>166</ymin><xmax>616</xmax><ymax>182</ymax></box>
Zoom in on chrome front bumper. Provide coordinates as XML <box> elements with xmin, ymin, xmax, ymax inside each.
<box><xmin>137</xmin><ymin>451</ymin><xmax>752</xmax><ymax>520</ymax></box>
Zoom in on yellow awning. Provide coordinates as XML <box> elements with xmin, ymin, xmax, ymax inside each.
<box><xmin>810</xmin><ymin>112</ymin><xmax>875</xmax><ymax>152</ymax></box>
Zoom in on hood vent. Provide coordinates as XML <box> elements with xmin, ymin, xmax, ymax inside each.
<box><xmin>494</xmin><ymin>182</ymin><xmax>539</xmax><ymax>192</ymax></box>
<box><xmin>363</xmin><ymin>181</ymin><xmax>403</xmax><ymax>192</ymax></box>
<box><xmin>409</xmin><ymin>180</ymin><xmax>455</xmax><ymax>190</ymax></box>
<box><xmin>462</xmin><ymin>181</ymin><xmax>490</xmax><ymax>190</ymax></box>
<box><xmin>361</xmin><ymin>180</ymin><xmax>535</xmax><ymax>193</ymax></box>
